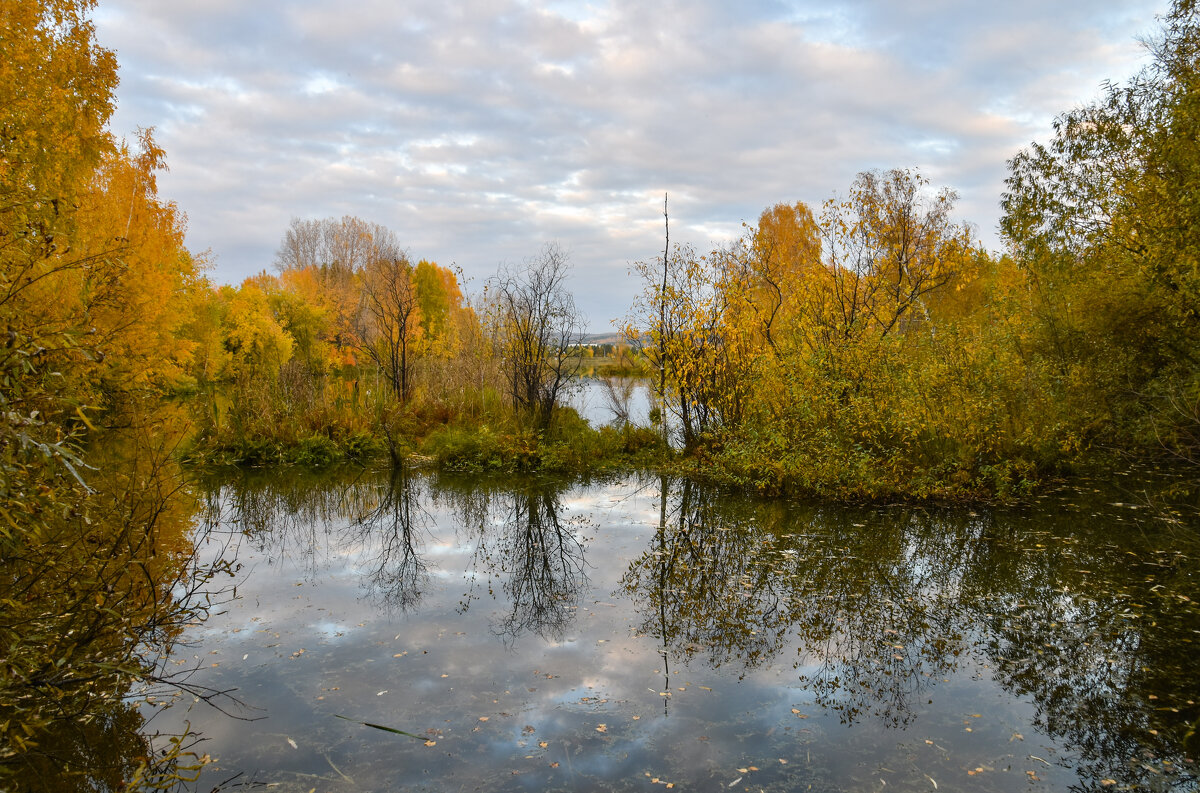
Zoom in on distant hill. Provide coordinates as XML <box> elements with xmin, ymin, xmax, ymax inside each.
<box><xmin>579</xmin><ymin>331</ymin><xmax>628</xmax><ymax>345</ymax></box>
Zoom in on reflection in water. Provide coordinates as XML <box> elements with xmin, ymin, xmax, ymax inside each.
<box><xmin>214</xmin><ymin>470</ymin><xmax>589</xmax><ymax>644</ymax></box>
<box><xmin>490</xmin><ymin>485</ymin><xmax>589</xmax><ymax>644</ymax></box>
<box><xmin>622</xmin><ymin>478</ymin><xmax>970</xmax><ymax>727</ymax></box>
<box><xmin>621</xmin><ymin>478</ymin><xmax>1200</xmax><ymax>788</ymax></box>
<box><xmin>0</xmin><ymin>419</ymin><xmax>237</xmax><ymax>791</ymax></box>
<box><xmin>349</xmin><ymin>469</ymin><xmax>430</xmax><ymax>613</ymax></box>
<box><xmin>47</xmin><ymin>465</ymin><xmax>1197</xmax><ymax>792</ymax></box>
<box><xmin>437</xmin><ymin>476</ymin><xmax>589</xmax><ymax>644</ymax></box>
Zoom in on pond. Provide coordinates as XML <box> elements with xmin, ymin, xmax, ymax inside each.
<box><xmin>568</xmin><ymin>376</ymin><xmax>655</xmax><ymax>428</ymax></box>
<box><xmin>65</xmin><ymin>469</ymin><xmax>1200</xmax><ymax>791</ymax></box>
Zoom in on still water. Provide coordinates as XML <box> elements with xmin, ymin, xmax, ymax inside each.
<box><xmin>137</xmin><ymin>468</ymin><xmax>1196</xmax><ymax>792</ymax></box>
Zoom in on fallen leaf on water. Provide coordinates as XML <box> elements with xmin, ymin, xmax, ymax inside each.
<box><xmin>550</xmin><ymin>762</ymin><xmax>559</xmax><ymax>769</ymax></box>
<box><xmin>478</xmin><ymin>716</ymin><xmax>489</xmax><ymax>722</ymax></box>
<box><xmin>779</xmin><ymin>759</ymin><xmax>788</xmax><ymax>765</ymax></box>
<box><xmin>1100</xmin><ymin>780</ymin><xmax>1116</xmax><ymax>786</ymax></box>
<box><xmin>596</xmin><ymin>724</ymin><xmax>607</xmax><ymax>733</ymax></box>
<box><xmin>737</xmin><ymin>768</ymin><xmax>748</xmax><ymax>774</ymax></box>
<box><xmin>728</xmin><ymin>777</ymin><xmax>742</xmax><ymax>787</ymax></box>
<box><xmin>539</xmin><ymin>741</ymin><xmax>548</xmax><ymax>748</ymax></box>
<box><xmin>424</xmin><ymin>740</ymin><xmax>436</xmax><ymax>747</ymax></box>
<box><xmin>286</xmin><ymin>737</ymin><xmax>297</xmax><ymax>749</ymax></box>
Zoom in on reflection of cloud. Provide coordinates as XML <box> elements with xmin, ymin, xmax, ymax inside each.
<box><xmin>96</xmin><ymin>1</ymin><xmax>1162</xmax><ymax>326</ymax></box>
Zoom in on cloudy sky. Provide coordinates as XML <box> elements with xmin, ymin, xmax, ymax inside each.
<box><xmin>94</xmin><ymin>0</ymin><xmax>1165</xmax><ymax>330</ymax></box>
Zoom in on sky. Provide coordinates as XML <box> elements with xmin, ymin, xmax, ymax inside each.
<box><xmin>93</xmin><ymin>0</ymin><xmax>1167</xmax><ymax>331</ymax></box>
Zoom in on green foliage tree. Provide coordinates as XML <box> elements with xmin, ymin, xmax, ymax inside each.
<box><xmin>1001</xmin><ymin>0</ymin><xmax>1200</xmax><ymax>461</ymax></box>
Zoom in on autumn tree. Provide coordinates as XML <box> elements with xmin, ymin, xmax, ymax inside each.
<box><xmin>743</xmin><ymin>201</ymin><xmax>823</xmax><ymax>355</ymax></box>
<box><xmin>1</xmin><ymin>3</ymin><xmax>233</xmax><ymax>784</ymax></box>
<box><xmin>413</xmin><ymin>259</ymin><xmax>467</xmax><ymax>358</ymax></box>
<box><xmin>274</xmin><ymin>216</ymin><xmax>400</xmax><ymax>352</ymax></box>
<box><xmin>813</xmin><ymin>169</ymin><xmax>974</xmax><ymax>349</ymax></box>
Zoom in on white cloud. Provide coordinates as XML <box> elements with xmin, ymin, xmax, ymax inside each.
<box><xmin>96</xmin><ymin>0</ymin><xmax>1167</xmax><ymax>328</ymax></box>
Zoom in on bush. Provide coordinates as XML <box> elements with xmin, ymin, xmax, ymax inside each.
<box><xmin>292</xmin><ymin>435</ymin><xmax>341</xmax><ymax>468</ymax></box>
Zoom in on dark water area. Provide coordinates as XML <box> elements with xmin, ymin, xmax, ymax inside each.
<box><xmin>42</xmin><ymin>467</ymin><xmax>1200</xmax><ymax>792</ymax></box>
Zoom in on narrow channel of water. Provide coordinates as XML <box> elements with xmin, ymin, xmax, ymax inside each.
<box><xmin>114</xmin><ymin>468</ymin><xmax>1198</xmax><ymax>792</ymax></box>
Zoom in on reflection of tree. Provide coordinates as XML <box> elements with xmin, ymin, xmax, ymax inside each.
<box><xmin>962</xmin><ymin>523</ymin><xmax>1200</xmax><ymax>788</ymax></box>
<box><xmin>622</xmin><ymin>479</ymin><xmax>1200</xmax><ymax>786</ymax></box>
<box><xmin>348</xmin><ymin>469</ymin><xmax>429</xmax><ymax>613</ymax></box>
<box><xmin>216</xmin><ymin>469</ymin><xmax>591</xmax><ymax>645</ymax></box>
<box><xmin>623</xmin><ymin>478</ymin><xmax>791</xmax><ymax>674</ymax></box>
<box><xmin>436</xmin><ymin>474</ymin><xmax>588</xmax><ymax>645</ymax></box>
<box><xmin>214</xmin><ymin>467</ymin><xmax>433</xmax><ymax>614</ymax></box>
<box><xmin>493</xmin><ymin>486</ymin><xmax>588</xmax><ymax>644</ymax></box>
<box><xmin>0</xmin><ymin>417</ymin><xmax>235</xmax><ymax>789</ymax></box>
<box><xmin>621</xmin><ymin>480</ymin><xmax>973</xmax><ymax>727</ymax></box>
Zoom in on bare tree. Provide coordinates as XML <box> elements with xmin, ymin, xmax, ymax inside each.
<box><xmin>490</xmin><ymin>243</ymin><xmax>584</xmax><ymax>429</ymax></box>
<box><xmin>356</xmin><ymin>250</ymin><xmax>420</xmax><ymax>405</ymax></box>
<box><xmin>274</xmin><ymin>216</ymin><xmax>406</xmax><ymax>354</ymax></box>
<box><xmin>274</xmin><ymin>215</ymin><xmax>389</xmax><ymax>278</ymax></box>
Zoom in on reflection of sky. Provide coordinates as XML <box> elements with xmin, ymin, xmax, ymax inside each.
<box><xmin>150</xmin><ymin>474</ymin><xmax>1190</xmax><ymax>792</ymax></box>
<box><xmin>568</xmin><ymin>377</ymin><xmax>654</xmax><ymax>427</ymax></box>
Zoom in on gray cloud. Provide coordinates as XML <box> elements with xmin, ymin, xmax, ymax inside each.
<box><xmin>95</xmin><ymin>0</ymin><xmax>1166</xmax><ymax>328</ymax></box>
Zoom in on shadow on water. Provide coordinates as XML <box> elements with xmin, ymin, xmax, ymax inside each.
<box><xmin>13</xmin><ymin>463</ymin><xmax>1197</xmax><ymax>791</ymax></box>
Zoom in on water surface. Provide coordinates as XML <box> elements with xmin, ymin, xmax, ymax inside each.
<box><xmin>139</xmin><ymin>469</ymin><xmax>1198</xmax><ymax>792</ymax></box>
